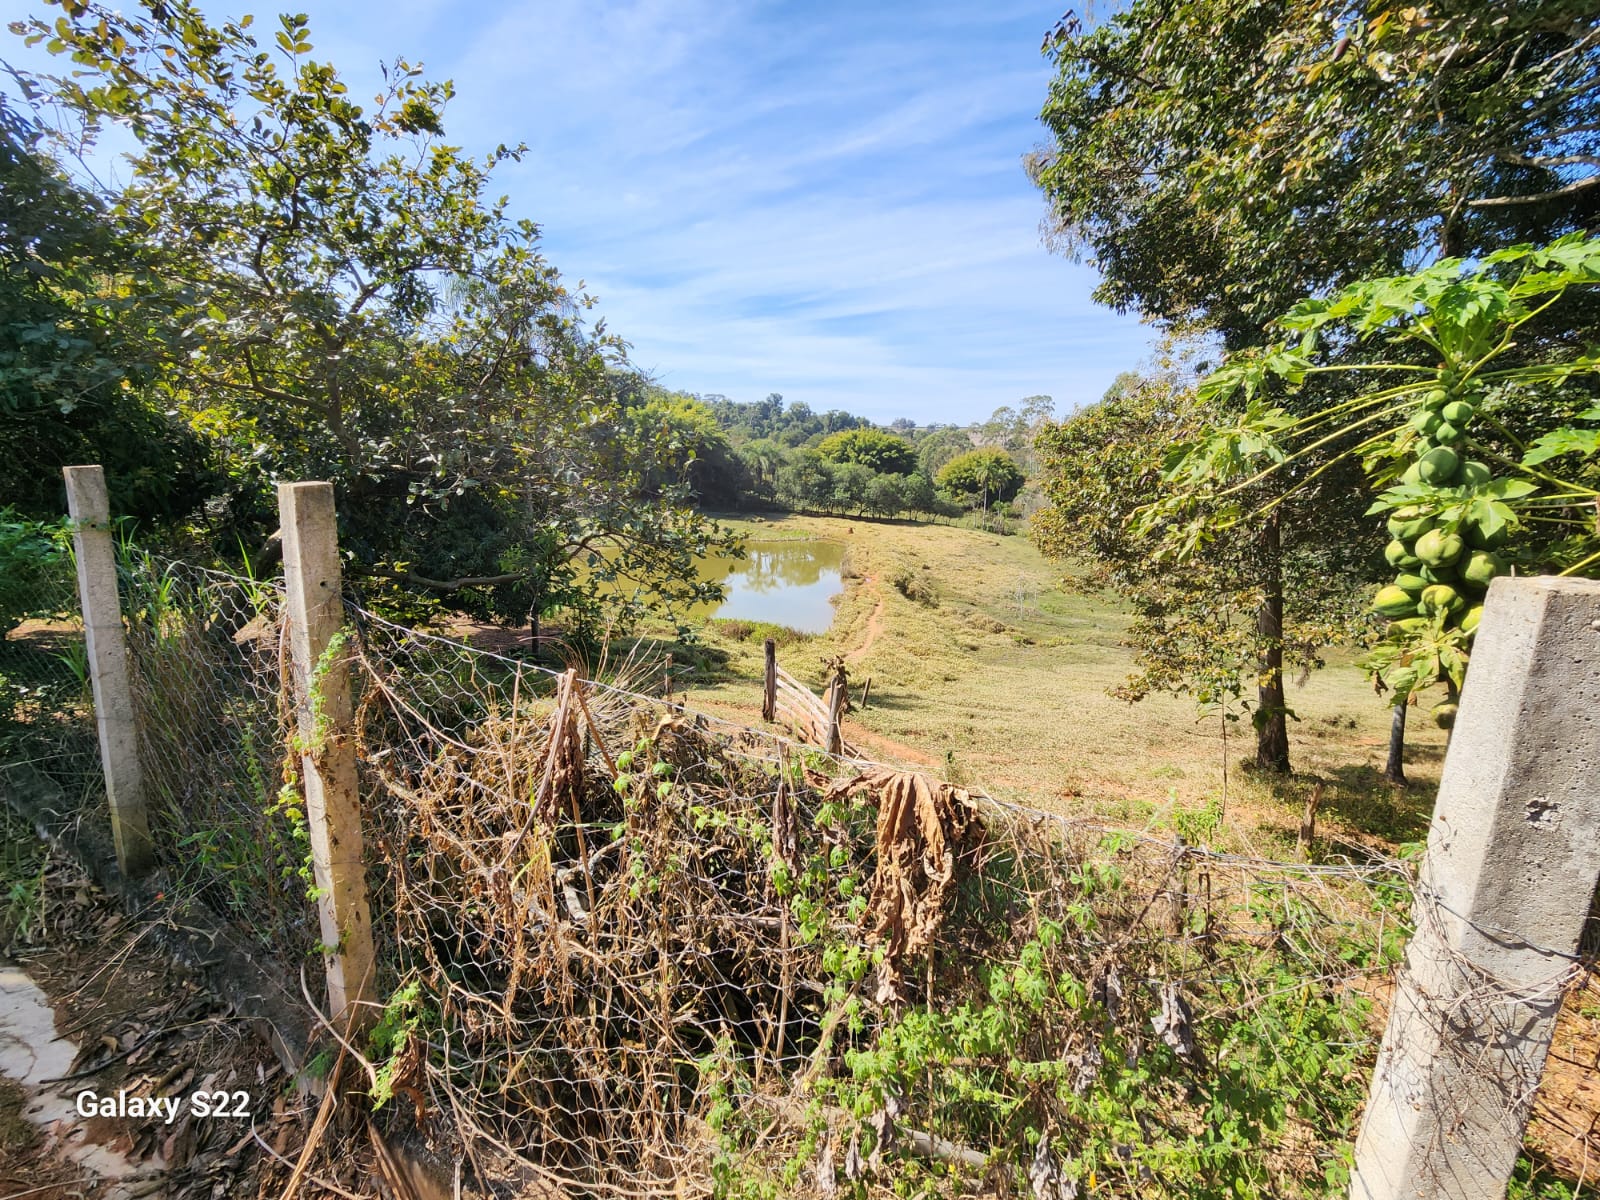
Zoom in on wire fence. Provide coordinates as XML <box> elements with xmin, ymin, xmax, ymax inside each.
<box><xmin>4</xmin><ymin>549</ymin><xmax>1594</xmax><ymax>1197</ymax></box>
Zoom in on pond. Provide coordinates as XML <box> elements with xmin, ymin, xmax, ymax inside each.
<box><xmin>692</xmin><ymin>538</ymin><xmax>845</xmax><ymax>634</ymax></box>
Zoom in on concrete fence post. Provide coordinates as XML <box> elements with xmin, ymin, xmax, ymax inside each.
<box><xmin>1350</xmin><ymin>575</ymin><xmax>1600</xmax><ymax>1200</ymax></box>
<box><xmin>278</xmin><ymin>481</ymin><xmax>376</xmax><ymax>1033</ymax></box>
<box><xmin>62</xmin><ymin>465</ymin><xmax>154</xmax><ymax>877</ymax></box>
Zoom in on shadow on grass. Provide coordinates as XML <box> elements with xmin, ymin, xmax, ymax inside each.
<box><xmin>1253</xmin><ymin>762</ymin><xmax>1434</xmax><ymax>846</ymax></box>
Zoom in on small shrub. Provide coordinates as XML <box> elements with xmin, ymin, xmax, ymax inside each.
<box><xmin>891</xmin><ymin>567</ymin><xmax>939</xmax><ymax>607</ymax></box>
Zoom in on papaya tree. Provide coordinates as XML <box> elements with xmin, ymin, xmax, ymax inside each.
<box><xmin>1152</xmin><ymin>235</ymin><xmax>1600</xmax><ymax>752</ymax></box>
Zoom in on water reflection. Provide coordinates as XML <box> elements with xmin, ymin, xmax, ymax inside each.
<box><xmin>694</xmin><ymin>539</ymin><xmax>844</xmax><ymax>633</ymax></box>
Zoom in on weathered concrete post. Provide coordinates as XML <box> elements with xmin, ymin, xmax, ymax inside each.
<box><xmin>1350</xmin><ymin>575</ymin><xmax>1600</xmax><ymax>1200</ymax></box>
<box><xmin>762</xmin><ymin>638</ymin><xmax>777</xmax><ymax>722</ymax></box>
<box><xmin>63</xmin><ymin>465</ymin><xmax>154</xmax><ymax>876</ymax></box>
<box><xmin>279</xmin><ymin>482</ymin><xmax>376</xmax><ymax>1033</ymax></box>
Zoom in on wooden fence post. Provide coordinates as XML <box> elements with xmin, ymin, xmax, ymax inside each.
<box><xmin>762</xmin><ymin>639</ymin><xmax>777</xmax><ymax>722</ymax></box>
<box><xmin>825</xmin><ymin>665</ymin><xmax>846</xmax><ymax>756</ymax></box>
<box><xmin>1350</xmin><ymin>576</ymin><xmax>1600</xmax><ymax>1200</ymax></box>
<box><xmin>279</xmin><ymin>482</ymin><xmax>376</xmax><ymax>1033</ymax></box>
<box><xmin>62</xmin><ymin>465</ymin><xmax>153</xmax><ymax>877</ymax></box>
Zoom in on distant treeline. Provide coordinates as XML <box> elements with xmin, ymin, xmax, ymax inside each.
<box><xmin>643</xmin><ymin>389</ymin><xmax>1056</xmax><ymax>527</ymax></box>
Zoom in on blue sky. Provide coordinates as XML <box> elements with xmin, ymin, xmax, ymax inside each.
<box><xmin>21</xmin><ymin>1</ymin><xmax>1161</xmax><ymax>425</ymax></box>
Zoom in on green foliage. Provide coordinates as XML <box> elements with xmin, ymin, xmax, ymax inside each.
<box><xmin>1032</xmin><ymin>370</ymin><xmax>1370</xmax><ymax>724</ymax></box>
<box><xmin>935</xmin><ymin>449</ymin><xmax>1025</xmax><ymax>524</ymax></box>
<box><xmin>8</xmin><ymin>1</ymin><xmax>737</xmax><ymax>637</ymax></box>
<box><xmin>0</xmin><ymin>508</ymin><xmax>71</xmax><ymax>634</ymax></box>
<box><xmin>816</xmin><ymin>428</ymin><xmax>918</xmax><ymax>476</ymax></box>
<box><xmin>0</xmin><ymin>100</ymin><xmax>215</xmax><ymax>523</ymax></box>
<box><xmin>1032</xmin><ymin>0</ymin><xmax>1600</xmax><ymax>347</ymax></box>
<box><xmin>368</xmin><ymin>980</ymin><xmax>429</xmax><ymax>1110</ymax></box>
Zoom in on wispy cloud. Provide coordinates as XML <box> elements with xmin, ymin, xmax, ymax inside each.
<box><xmin>37</xmin><ymin>0</ymin><xmax>1160</xmax><ymax>422</ymax></box>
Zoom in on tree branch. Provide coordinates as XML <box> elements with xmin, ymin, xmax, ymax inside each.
<box><xmin>354</xmin><ymin>566</ymin><xmax>523</xmax><ymax>591</ymax></box>
<box><xmin>1467</xmin><ymin>174</ymin><xmax>1600</xmax><ymax>208</ymax></box>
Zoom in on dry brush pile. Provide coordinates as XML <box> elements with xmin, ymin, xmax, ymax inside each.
<box><xmin>349</xmin><ymin>618</ymin><xmax>1410</xmax><ymax>1200</ymax></box>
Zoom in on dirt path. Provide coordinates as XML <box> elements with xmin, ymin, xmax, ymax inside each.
<box><xmin>845</xmin><ymin>578</ymin><xmax>886</xmax><ymax>664</ymax></box>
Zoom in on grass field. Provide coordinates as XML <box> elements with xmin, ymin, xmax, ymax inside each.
<box><xmin>664</xmin><ymin>511</ymin><xmax>1445</xmax><ymax>856</ymax></box>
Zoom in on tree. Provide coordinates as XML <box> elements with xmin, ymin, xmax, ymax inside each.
<box><xmin>829</xmin><ymin>463</ymin><xmax>874</xmax><ymax>515</ymax></box>
<box><xmin>1033</xmin><ymin>371</ymin><xmax>1372</xmax><ymax>761</ymax></box>
<box><xmin>1158</xmin><ymin>237</ymin><xmax>1600</xmax><ymax>741</ymax></box>
<box><xmin>776</xmin><ymin>451</ymin><xmax>833</xmax><ymax>513</ymax></box>
<box><xmin>936</xmin><ymin>449</ymin><xmax>1024</xmax><ymax>528</ymax></box>
<box><xmin>1032</xmin><ymin>1</ymin><xmax>1600</xmax><ymax>347</ymax></box>
<box><xmin>816</xmin><ymin>428</ymin><xmax>917</xmax><ymax>475</ymax></box>
<box><xmin>10</xmin><ymin>1</ymin><xmax>737</xmax><ymax>641</ymax></box>
<box><xmin>1029</xmin><ymin>1</ymin><xmax>1600</xmax><ymax>770</ymax></box>
<box><xmin>915</xmin><ymin>428</ymin><xmax>974</xmax><ymax>479</ymax></box>
<box><xmin>0</xmin><ymin>98</ymin><xmax>214</xmax><ymax>524</ymax></box>
<box><xmin>864</xmin><ymin>473</ymin><xmax>906</xmax><ymax>519</ymax></box>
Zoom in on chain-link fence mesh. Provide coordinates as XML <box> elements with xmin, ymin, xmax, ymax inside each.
<box><xmin>6</xmin><ymin>548</ymin><xmax>1595</xmax><ymax>1197</ymax></box>
<box><xmin>117</xmin><ymin>553</ymin><xmax>315</xmax><ymax>962</ymax></box>
<box><xmin>345</xmin><ymin>605</ymin><xmax>1412</xmax><ymax>1198</ymax></box>
<box><xmin>0</xmin><ymin>522</ymin><xmax>95</xmax><ymax>791</ymax></box>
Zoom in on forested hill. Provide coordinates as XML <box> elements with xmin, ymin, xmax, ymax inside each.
<box><xmin>649</xmin><ymin>389</ymin><xmax>1058</xmax><ymax>525</ymax></box>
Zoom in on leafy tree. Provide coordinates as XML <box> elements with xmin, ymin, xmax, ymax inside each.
<box><xmin>936</xmin><ymin>449</ymin><xmax>1024</xmax><ymax>528</ymax></box>
<box><xmin>10</xmin><ymin>1</ymin><xmax>736</xmax><ymax>641</ymax></box>
<box><xmin>1029</xmin><ymin>0</ymin><xmax>1600</xmax><ymax>771</ymax></box>
<box><xmin>629</xmin><ymin>391</ymin><xmax>746</xmax><ymax>509</ymax></box>
<box><xmin>1032</xmin><ymin>0</ymin><xmax>1600</xmax><ymax>346</ymax></box>
<box><xmin>0</xmin><ymin>98</ymin><xmax>214</xmax><ymax>523</ymax></box>
<box><xmin>916</xmin><ymin>427</ymin><xmax>975</xmax><ymax>479</ymax></box>
<box><xmin>1034</xmin><ymin>371</ymin><xmax>1371</xmax><ymax>760</ymax></box>
<box><xmin>829</xmin><ymin>462</ymin><xmax>874</xmax><ymax>515</ymax></box>
<box><xmin>816</xmin><ymin>428</ymin><xmax>917</xmax><ymax>475</ymax></box>
<box><xmin>775</xmin><ymin>451</ymin><xmax>834</xmax><ymax>513</ymax></box>
<box><xmin>864</xmin><ymin>473</ymin><xmax>906</xmax><ymax>519</ymax></box>
<box><xmin>900</xmin><ymin>472</ymin><xmax>938</xmax><ymax>519</ymax></box>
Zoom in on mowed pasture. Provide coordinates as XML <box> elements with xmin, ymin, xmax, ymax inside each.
<box><xmin>675</xmin><ymin>513</ymin><xmax>1445</xmax><ymax>854</ymax></box>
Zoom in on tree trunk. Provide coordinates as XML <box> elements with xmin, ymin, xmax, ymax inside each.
<box><xmin>529</xmin><ymin>611</ymin><xmax>540</xmax><ymax>662</ymax></box>
<box><xmin>1255</xmin><ymin>511</ymin><xmax>1291</xmax><ymax>773</ymax></box>
<box><xmin>1383</xmin><ymin>702</ymin><xmax>1407</xmax><ymax>785</ymax></box>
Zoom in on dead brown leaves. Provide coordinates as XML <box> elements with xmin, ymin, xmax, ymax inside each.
<box><xmin>829</xmin><ymin>769</ymin><xmax>984</xmax><ymax>1004</ymax></box>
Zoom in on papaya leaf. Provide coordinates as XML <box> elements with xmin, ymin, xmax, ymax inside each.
<box><xmin>1524</xmin><ymin>427</ymin><xmax>1600</xmax><ymax>466</ymax></box>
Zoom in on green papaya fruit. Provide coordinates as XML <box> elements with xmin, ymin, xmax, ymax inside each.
<box><xmin>1386</xmin><ymin>507</ymin><xmax>1433</xmax><ymax>541</ymax></box>
<box><xmin>1414</xmin><ymin>528</ymin><xmax>1464</xmax><ymax>568</ymax></box>
<box><xmin>1458</xmin><ymin>460</ymin><xmax>1491</xmax><ymax>488</ymax></box>
<box><xmin>1434</xmin><ymin>421</ymin><xmax>1461</xmax><ymax>443</ymax></box>
<box><xmin>1441</xmin><ymin>400</ymin><xmax>1476</xmax><ymax>425</ymax></box>
<box><xmin>1433</xmin><ymin>702</ymin><xmax>1459</xmax><ymax>730</ymax></box>
<box><xmin>1384</xmin><ymin>539</ymin><xmax>1411</xmax><ymax>567</ymax></box>
<box><xmin>1417</xmin><ymin>446</ymin><xmax>1460</xmax><ymax>484</ymax></box>
<box><xmin>1418</xmin><ymin>564</ymin><xmax>1457</xmax><ymax>585</ymax></box>
<box><xmin>1401</xmin><ymin>461</ymin><xmax>1423</xmax><ymax>484</ymax></box>
<box><xmin>1394</xmin><ymin>572</ymin><xmax>1428</xmax><ymax>595</ymax></box>
<box><xmin>1421</xmin><ymin>583</ymin><xmax>1462</xmax><ymax>614</ymax></box>
<box><xmin>1461</xmin><ymin>605</ymin><xmax>1484</xmax><ymax>635</ymax></box>
<box><xmin>1374</xmin><ymin>585</ymin><xmax>1420</xmax><ymax>618</ymax></box>
<box><xmin>1461</xmin><ymin>550</ymin><xmax>1503</xmax><ymax>589</ymax></box>
<box><xmin>1425</xmin><ymin>387</ymin><xmax>1449</xmax><ymax>408</ymax></box>
<box><xmin>1388</xmin><ymin>616</ymin><xmax>1431</xmax><ymax>637</ymax></box>
<box><xmin>1409</xmin><ymin>409</ymin><xmax>1443</xmax><ymax>436</ymax></box>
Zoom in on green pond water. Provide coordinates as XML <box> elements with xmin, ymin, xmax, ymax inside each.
<box><xmin>690</xmin><ymin>539</ymin><xmax>845</xmax><ymax>634</ymax></box>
